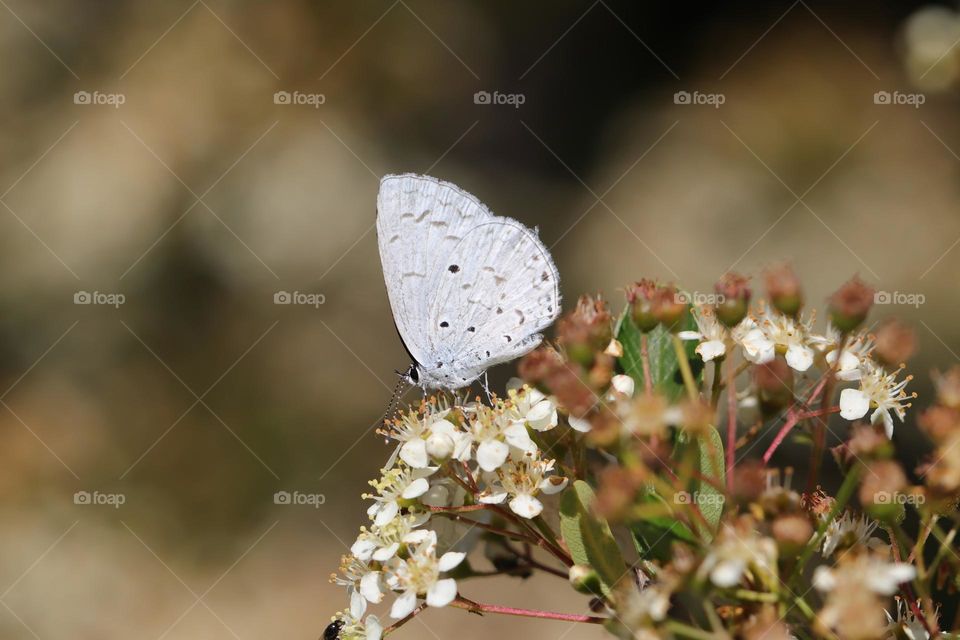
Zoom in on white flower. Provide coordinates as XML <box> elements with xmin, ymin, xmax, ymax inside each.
<box><xmin>838</xmin><ymin>362</ymin><xmax>914</xmax><ymax>438</ymax></box>
<box><xmin>508</xmin><ymin>383</ymin><xmax>559</xmax><ymax>432</ymax></box>
<box><xmin>480</xmin><ymin>452</ymin><xmax>567</xmax><ymax>518</ymax></box>
<box><xmin>822</xmin><ymin>512</ymin><xmax>879</xmax><ymax>557</ymax></box>
<box><xmin>825</xmin><ymin>334</ymin><xmax>874</xmax><ymax>382</ymax></box>
<box><xmin>815</xmin><ymin>552</ymin><xmax>917</xmax><ymax>640</ymax></box>
<box><xmin>364</xmin><ymin>466</ymin><xmax>437</xmax><ymax>526</ymax></box>
<box><xmin>351</xmin><ymin>513</ymin><xmax>430</xmax><ymax>562</ymax></box>
<box><xmin>760</xmin><ymin>309</ymin><xmax>817</xmax><ymax>371</ymax></box>
<box><xmin>385</xmin><ymin>530</ymin><xmax>465</xmax><ymax>618</ymax></box>
<box><xmin>814</xmin><ymin>555</ymin><xmax>915</xmax><ymax>596</ymax></box>
<box><xmin>886</xmin><ymin>599</ymin><xmax>934</xmax><ymax>640</ymax></box>
<box><xmin>699</xmin><ymin>518</ymin><xmax>778</xmax><ymax>589</ymax></box>
<box><xmin>734</xmin><ymin>318</ymin><xmax>776</xmax><ymax>365</ymax></box>
<box><xmin>333</xmin><ymin>608</ymin><xmax>383</xmax><ymax>640</ymax></box>
<box><xmin>333</xmin><ymin>555</ymin><xmax>382</xmax><ymax>613</ymax></box>
<box><xmin>469</xmin><ymin>404</ymin><xmax>535</xmax><ymax>472</ymax></box>
<box><xmin>678</xmin><ymin>307</ymin><xmax>729</xmax><ymax>362</ymax></box>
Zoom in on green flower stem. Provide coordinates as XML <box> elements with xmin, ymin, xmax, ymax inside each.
<box><xmin>672</xmin><ymin>335</ymin><xmax>699</xmax><ymax>403</ymax></box>
<box><xmin>732</xmin><ymin>589</ymin><xmax>778</xmax><ymax>603</ymax></box>
<box><xmin>789</xmin><ymin>463</ymin><xmax>862</xmax><ymax>587</ymax></box>
<box><xmin>663</xmin><ymin>620</ymin><xmax>716</xmax><ymax>640</ymax></box>
<box><xmin>927</xmin><ymin>521</ymin><xmax>958</xmax><ymax>576</ymax></box>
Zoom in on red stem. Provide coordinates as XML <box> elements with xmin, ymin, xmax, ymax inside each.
<box><xmin>452</xmin><ymin>597</ymin><xmax>605</xmax><ymax>624</ymax></box>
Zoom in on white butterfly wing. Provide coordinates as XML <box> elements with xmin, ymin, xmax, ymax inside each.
<box><xmin>377</xmin><ymin>174</ymin><xmax>560</xmax><ymax>389</ymax></box>
<box><xmin>424</xmin><ymin>219</ymin><xmax>560</xmax><ymax>388</ymax></box>
<box><xmin>377</xmin><ymin>174</ymin><xmax>496</xmax><ymax>368</ymax></box>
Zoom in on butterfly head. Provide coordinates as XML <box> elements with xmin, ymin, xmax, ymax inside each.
<box><xmin>401</xmin><ymin>363</ymin><xmax>421</xmax><ymax>386</ymax></box>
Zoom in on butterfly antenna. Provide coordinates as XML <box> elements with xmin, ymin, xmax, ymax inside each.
<box><xmin>382</xmin><ymin>373</ymin><xmax>408</xmax><ymax>426</ymax></box>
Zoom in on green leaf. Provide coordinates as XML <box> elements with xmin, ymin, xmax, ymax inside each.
<box><xmin>560</xmin><ymin>480</ymin><xmax>627</xmax><ymax>595</ymax></box>
<box><xmin>615</xmin><ymin>306</ymin><xmax>703</xmax><ymax>402</ymax></box>
<box><xmin>691</xmin><ymin>425</ymin><xmax>726</xmax><ymax>534</ymax></box>
<box><xmin>629</xmin><ymin>492</ymin><xmax>699</xmax><ymax>562</ymax></box>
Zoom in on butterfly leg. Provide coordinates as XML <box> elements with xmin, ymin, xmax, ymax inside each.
<box><xmin>481</xmin><ymin>371</ymin><xmax>493</xmax><ymax>404</ymax></box>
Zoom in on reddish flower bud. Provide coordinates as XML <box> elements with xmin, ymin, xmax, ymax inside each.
<box><xmin>872</xmin><ymin>319</ymin><xmax>916</xmax><ymax>367</ymax></box>
<box><xmin>754</xmin><ymin>358</ymin><xmax>794</xmax><ymax>415</ymax></box>
<box><xmin>557</xmin><ymin>295</ymin><xmax>612</xmax><ymax>367</ymax></box>
<box><xmin>828</xmin><ymin>276</ymin><xmax>874</xmax><ymax>332</ymax></box>
<box><xmin>714</xmin><ymin>272</ymin><xmax>751</xmax><ymax>327</ymax></box>
<box><xmin>626</xmin><ymin>279</ymin><xmax>660</xmax><ymax>332</ymax></box>
<box><xmin>764</xmin><ymin>263</ymin><xmax>803</xmax><ymax>317</ymax></box>
<box><xmin>650</xmin><ymin>284</ymin><xmax>687</xmax><ymax>331</ymax></box>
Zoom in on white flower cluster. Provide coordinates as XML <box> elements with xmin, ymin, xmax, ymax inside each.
<box><xmin>680</xmin><ymin>304</ymin><xmax>915</xmax><ymax>437</ymax></box>
<box><xmin>329</xmin><ymin>383</ymin><xmax>570</xmax><ymax>638</ymax></box>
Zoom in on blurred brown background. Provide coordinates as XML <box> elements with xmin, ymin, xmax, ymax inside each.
<box><xmin>1</xmin><ymin>1</ymin><xmax>959</xmax><ymax>638</ymax></box>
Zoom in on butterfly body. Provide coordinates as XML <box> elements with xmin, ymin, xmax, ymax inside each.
<box><xmin>377</xmin><ymin>174</ymin><xmax>561</xmax><ymax>390</ymax></box>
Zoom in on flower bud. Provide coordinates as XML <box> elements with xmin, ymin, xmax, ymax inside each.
<box><xmin>568</xmin><ymin>564</ymin><xmax>603</xmax><ymax>595</ymax></box>
<box><xmin>772</xmin><ymin>513</ymin><xmax>813</xmax><ymax>556</ymax></box>
<box><xmin>626</xmin><ymin>279</ymin><xmax>660</xmax><ymax>332</ymax></box>
<box><xmin>828</xmin><ymin>276</ymin><xmax>874</xmax><ymax>332</ymax></box>
<box><xmin>425</xmin><ymin>432</ymin><xmax>454</xmax><ymax>460</ymax></box>
<box><xmin>860</xmin><ymin>460</ymin><xmax>908</xmax><ymax>522</ymax></box>
<box><xmin>518</xmin><ymin>346</ymin><xmax>563</xmax><ymax>386</ymax></box>
<box><xmin>754</xmin><ymin>358</ymin><xmax>794</xmax><ymax>416</ymax></box>
<box><xmin>764</xmin><ymin>263</ymin><xmax>803</xmax><ymax>317</ymax></box>
<box><xmin>933</xmin><ymin>367</ymin><xmax>960</xmax><ymax>410</ymax></box>
<box><xmin>557</xmin><ymin>295</ymin><xmax>612</xmax><ymax>367</ymax></box>
<box><xmin>872</xmin><ymin>319</ymin><xmax>916</xmax><ymax>367</ymax></box>
<box><xmin>714</xmin><ymin>272</ymin><xmax>751</xmax><ymax>327</ymax></box>
<box><xmin>651</xmin><ymin>285</ymin><xmax>688</xmax><ymax>332</ymax></box>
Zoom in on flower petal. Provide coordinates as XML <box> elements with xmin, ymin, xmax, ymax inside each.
<box><xmin>540</xmin><ymin>475</ymin><xmax>569</xmax><ymax>495</ymax></box>
<box><xmin>611</xmin><ymin>374</ymin><xmax>636</xmax><ymax>397</ymax></box>
<box><xmin>477</xmin><ymin>439</ymin><xmax>509</xmax><ymax>472</ymax></box>
<box><xmin>438</xmin><ymin>551</ymin><xmax>466</xmax><ymax>572</ymax></box>
<box><xmin>402</xmin><ymin>478</ymin><xmax>430</xmax><ymax>500</ymax></box>
<box><xmin>567</xmin><ymin>415</ymin><xmax>592</xmax><ymax>433</ymax></box>
<box><xmin>709</xmin><ymin>558</ymin><xmax>745</xmax><ymax>587</ymax></box>
<box><xmin>390</xmin><ymin>590</ymin><xmax>418</xmax><ymax>619</ymax></box>
<box><xmin>360</xmin><ymin>571</ymin><xmax>383</xmax><ymax>603</ymax></box>
<box><xmin>426</xmin><ymin>578</ymin><xmax>458</xmax><ymax>608</ymax></box>
<box><xmin>785</xmin><ymin>344</ymin><xmax>814</xmax><ymax>372</ymax></box>
<box><xmin>400</xmin><ymin>439</ymin><xmax>429</xmax><ymax>468</ymax></box>
<box><xmin>839</xmin><ymin>388</ymin><xmax>870</xmax><ymax>420</ymax></box>
<box><xmin>509</xmin><ymin>493</ymin><xmax>544</xmax><ymax>519</ymax></box>
<box><xmin>374</xmin><ymin>501</ymin><xmax>400</xmax><ymax>527</ymax></box>
<box><xmin>697</xmin><ymin>340</ymin><xmax>727</xmax><ymax>362</ymax></box>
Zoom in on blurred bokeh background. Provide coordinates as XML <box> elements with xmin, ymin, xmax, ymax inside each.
<box><xmin>2</xmin><ymin>1</ymin><xmax>959</xmax><ymax>637</ymax></box>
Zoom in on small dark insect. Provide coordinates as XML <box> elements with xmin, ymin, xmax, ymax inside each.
<box><xmin>323</xmin><ymin>619</ymin><xmax>344</xmax><ymax>640</ymax></box>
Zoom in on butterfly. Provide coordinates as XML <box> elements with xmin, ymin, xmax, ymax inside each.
<box><xmin>377</xmin><ymin>174</ymin><xmax>561</xmax><ymax>390</ymax></box>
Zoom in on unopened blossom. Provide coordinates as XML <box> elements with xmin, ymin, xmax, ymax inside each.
<box><xmin>814</xmin><ymin>551</ymin><xmax>916</xmax><ymax>640</ymax></box>
<box><xmin>364</xmin><ymin>465</ymin><xmax>437</xmax><ymax>526</ymax></box>
<box><xmin>821</xmin><ymin>511</ymin><xmax>879</xmax><ymax>556</ymax></box>
<box><xmin>384</xmin><ymin>530</ymin><xmax>465</xmax><ymax>618</ymax></box>
<box><xmin>507</xmin><ymin>382</ymin><xmax>559</xmax><ymax>431</ymax></box>
<box><xmin>678</xmin><ymin>306</ymin><xmax>729</xmax><ymax>362</ymax></box>
<box><xmin>828</xmin><ymin>275</ymin><xmax>874</xmax><ymax>332</ymax></box>
<box><xmin>698</xmin><ymin>516</ymin><xmax>778</xmax><ymax>589</ymax></box>
<box><xmin>839</xmin><ymin>362</ymin><xmax>915</xmax><ymax>438</ymax></box>
<box><xmin>479</xmin><ymin>451</ymin><xmax>567</xmax><ymax>518</ymax></box>
<box><xmin>764</xmin><ymin>262</ymin><xmax>803</xmax><ymax>316</ymax></box>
